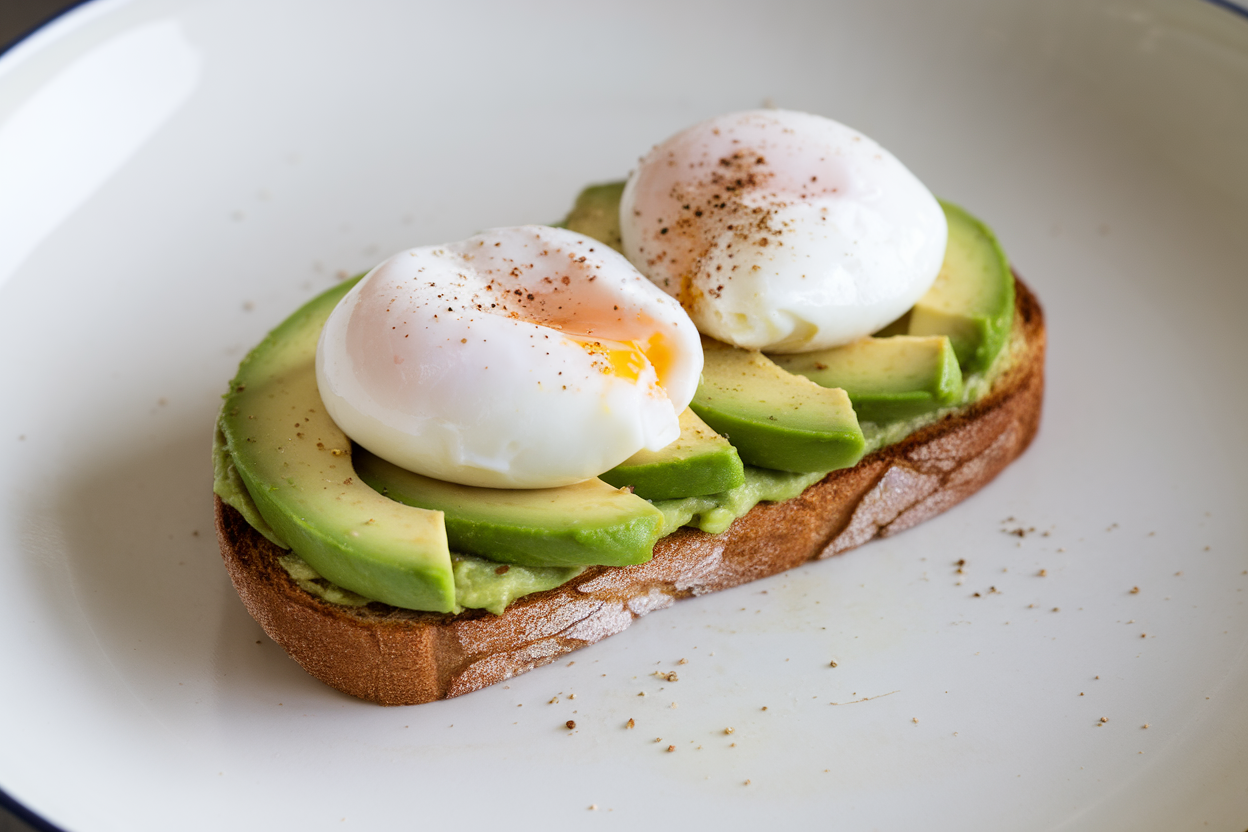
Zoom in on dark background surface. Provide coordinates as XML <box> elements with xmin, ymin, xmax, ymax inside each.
<box><xmin>0</xmin><ymin>0</ymin><xmax>79</xmax><ymax>55</ymax></box>
<box><xmin>0</xmin><ymin>3</ymin><xmax>83</xmax><ymax>831</ymax></box>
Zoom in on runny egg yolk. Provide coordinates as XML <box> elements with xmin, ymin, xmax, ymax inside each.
<box><xmin>572</xmin><ymin>332</ymin><xmax>672</xmax><ymax>386</ymax></box>
<box><xmin>314</xmin><ymin>226</ymin><xmax>704</xmax><ymax>490</ymax></box>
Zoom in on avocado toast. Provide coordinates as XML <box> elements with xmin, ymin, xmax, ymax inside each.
<box><xmin>213</xmin><ymin>181</ymin><xmax>1045</xmax><ymax>705</ymax></box>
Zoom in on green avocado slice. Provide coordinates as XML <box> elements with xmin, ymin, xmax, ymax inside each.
<box><xmin>770</xmin><ymin>335</ymin><xmax>963</xmax><ymax>423</ymax></box>
<box><xmin>908</xmin><ymin>200</ymin><xmax>1015</xmax><ymax>373</ymax></box>
<box><xmin>691</xmin><ymin>339</ymin><xmax>865</xmax><ymax>473</ymax></box>
<box><xmin>354</xmin><ymin>448</ymin><xmax>663</xmax><ymax>569</ymax></box>
<box><xmin>218</xmin><ymin>278</ymin><xmax>458</xmax><ymax>613</ymax></box>
<box><xmin>599</xmin><ymin>408</ymin><xmax>745</xmax><ymax>500</ymax></box>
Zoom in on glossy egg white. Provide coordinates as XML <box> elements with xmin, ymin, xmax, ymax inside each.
<box><xmin>620</xmin><ymin>109</ymin><xmax>948</xmax><ymax>353</ymax></box>
<box><xmin>315</xmin><ymin>226</ymin><xmax>703</xmax><ymax>489</ymax></box>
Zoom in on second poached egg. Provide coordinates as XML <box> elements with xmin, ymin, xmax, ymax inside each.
<box><xmin>620</xmin><ymin>109</ymin><xmax>948</xmax><ymax>353</ymax></box>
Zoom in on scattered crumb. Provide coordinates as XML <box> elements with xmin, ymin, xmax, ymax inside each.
<box><xmin>565</xmin><ymin>720</ymin><xmax>576</xmax><ymax>729</ymax></box>
<box><xmin>1080</xmin><ymin>692</ymin><xmax>1084</xmax><ymax>696</ymax></box>
<box><xmin>626</xmin><ymin>718</ymin><xmax>635</xmax><ymax>729</ymax></box>
<box><xmin>549</xmin><ymin>697</ymin><xmax>558</xmax><ymax>704</ymax></box>
<box><xmin>667</xmin><ymin>745</ymin><xmax>676</xmax><ymax>753</ymax></box>
<box><xmin>679</xmin><ymin>658</ymin><xmax>687</xmax><ymax>665</ymax></box>
<box><xmin>654</xmin><ymin>737</ymin><xmax>662</xmax><ymax>743</ymax></box>
<box><xmin>569</xmin><ymin>693</ymin><xmax>576</xmax><ymax>700</ymax></box>
<box><xmin>567</xmin><ymin>661</ymin><xmax>575</xmax><ymax>666</ymax></box>
<box><xmin>1130</xmin><ymin>586</ymin><xmax>1140</xmax><ymax>594</ymax></box>
<box><xmin>1052</xmin><ymin>607</ymin><xmax>1060</xmax><ymax>612</ymax></box>
<box><xmin>744</xmin><ymin>779</ymin><xmax>751</xmax><ymax>786</ymax></box>
<box><xmin>912</xmin><ymin>717</ymin><xmax>919</xmax><ymax>724</ymax></box>
<box><xmin>973</xmin><ymin>592</ymin><xmax>981</xmax><ymax>597</ymax></box>
<box><xmin>588</xmin><ymin>805</ymin><xmax>598</xmax><ymax>811</ymax></box>
<box><xmin>1140</xmin><ymin>633</ymin><xmax>1147</xmax><ymax>638</ymax></box>
<box><xmin>670</xmin><ymin>702</ymin><xmax>678</xmax><ymax>709</ymax></box>
<box><xmin>730</xmin><ymin>742</ymin><xmax>736</xmax><ymax>747</ymax></box>
<box><xmin>724</xmin><ymin>727</ymin><xmax>735</xmax><ymax>735</ymax></box>
<box><xmin>956</xmin><ymin>559</ymin><xmax>966</xmax><ymax>566</ymax></box>
<box><xmin>1100</xmin><ymin>717</ymin><xmax>1109</xmax><ymax>723</ymax></box>
<box><xmin>1095</xmin><ymin>676</ymin><xmax>1100</xmax><ymax>680</ymax></box>
<box><xmin>638</xmin><ymin>692</ymin><xmax>646</xmax><ymax>697</ymax></box>
<box><xmin>829</xmin><ymin>660</ymin><xmax>838</xmax><ymax>668</ymax></box>
<box><xmin>1038</xmin><ymin>569</ymin><xmax>1047</xmax><ymax>577</ymax></box>
<box><xmin>761</xmin><ymin>706</ymin><xmax>768</xmax><ymax>711</ymax></box>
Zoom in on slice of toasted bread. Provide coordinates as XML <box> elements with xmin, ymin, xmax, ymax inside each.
<box><xmin>215</xmin><ymin>275</ymin><xmax>1044</xmax><ymax>705</ymax></box>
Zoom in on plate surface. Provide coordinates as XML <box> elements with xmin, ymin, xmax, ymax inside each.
<box><xmin>1</xmin><ymin>1</ymin><xmax>1246</xmax><ymax>830</ymax></box>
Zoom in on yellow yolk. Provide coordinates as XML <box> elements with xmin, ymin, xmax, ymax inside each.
<box><xmin>572</xmin><ymin>332</ymin><xmax>673</xmax><ymax>386</ymax></box>
<box><xmin>638</xmin><ymin>332</ymin><xmax>675</xmax><ymax>383</ymax></box>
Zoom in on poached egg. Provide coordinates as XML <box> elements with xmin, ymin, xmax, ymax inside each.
<box><xmin>315</xmin><ymin>226</ymin><xmax>702</xmax><ymax>490</ymax></box>
<box><xmin>620</xmin><ymin>109</ymin><xmax>947</xmax><ymax>353</ymax></box>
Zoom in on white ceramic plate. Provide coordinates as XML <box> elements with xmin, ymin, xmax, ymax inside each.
<box><xmin>2</xmin><ymin>1</ymin><xmax>1246</xmax><ymax>830</ymax></box>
